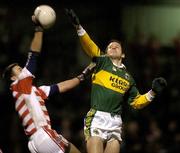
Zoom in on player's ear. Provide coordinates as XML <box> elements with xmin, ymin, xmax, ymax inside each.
<box><xmin>121</xmin><ymin>53</ymin><xmax>125</xmax><ymax>58</ymax></box>
<box><xmin>11</xmin><ymin>76</ymin><xmax>16</xmax><ymax>81</ymax></box>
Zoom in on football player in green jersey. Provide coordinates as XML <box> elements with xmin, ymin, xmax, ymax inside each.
<box><xmin>65</xmin><ymin>9</ymin><xmax>167</xmax><ymax>153</ymax></box>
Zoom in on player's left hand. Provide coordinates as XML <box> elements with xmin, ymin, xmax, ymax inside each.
<box><xmin>77</xmin><ymin>62</ymin><xmax>96</xmax><ymax>81</ymax></box>
<box><xmin>152</xmin><ymin>77</ymin><xmax>167</xmax><ymax>94</ymax></box>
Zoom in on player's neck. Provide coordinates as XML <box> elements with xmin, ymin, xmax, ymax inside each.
<box><xmin>111</xmin><ymin>58</ymin><xmax>122</xmax><ymax>67</ymax></box>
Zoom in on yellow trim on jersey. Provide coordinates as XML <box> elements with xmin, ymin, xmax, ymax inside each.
<box><xmin>79</xmin><ymin>33</ymin><xmax>101</xmax><ymax>58</ymax></box>
<box><xmin>130</xmin><ymin>93</ymin><xmax>151</xmax><ymax>109</ymax></box>
<box><xmin>92</xmin><ymin>70</ymin><xmax>130</xmax><ymax>94</ymax></box>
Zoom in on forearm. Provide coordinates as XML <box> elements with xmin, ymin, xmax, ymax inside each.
<box><xmin>30</xmin><ymin>31</ymin><xmax>43</xmax><ymax>53</ymax></box>
<box><xmin>77</xmin><ymin>26</ymin><xmax>101</xmax><ymax>57</ymax></box>
<box><xmin>57</xmin><ymin>77</ymin><xmax>80</xmax><ymax>93</ymax></box>
<box><xmin>130</xmin><ymin>90</ymin><xmax>155</xmax><ymax>109</ymax></box>
<box><xmin>25</xmin><ymin>51</ymin><xmax>39</xmax><ymax>74</ymax></box>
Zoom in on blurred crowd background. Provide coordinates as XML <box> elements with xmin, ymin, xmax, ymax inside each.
<box><xmin>0</xmin><ymin>0</ymin><xmax>179</xmax><ymax>153</ymax></box>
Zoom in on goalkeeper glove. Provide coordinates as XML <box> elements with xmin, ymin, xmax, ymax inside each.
<box><xmin>65</xmin><ymin>8</ymin><xmax>80</xmax><ymax>27</ymax></box>
<box><xmin>77</xmin><ymin>62</ymin><xmax>96</xmax><ymax>81</ymax></box>
<box><xmin>152</xmin><ymin>77</ymin><xmax>167</xmax><ymax>94</ymax></box>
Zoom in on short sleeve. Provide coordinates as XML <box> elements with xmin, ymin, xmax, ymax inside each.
<box><xmin>38</xmin><ymin>85</ymin><xmax>51</xmax><ymax>99</ymax></box>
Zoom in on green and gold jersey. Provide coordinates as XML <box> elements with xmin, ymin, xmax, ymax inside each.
<box><xmin>78</xmin><ymin>30</ymin><xmax>151</xmax><ymax>114</ymax></box>
<box><xmin>91</xmin><ymin>56</ymin><xmax>138</xmax><ymax>114</ymax></box>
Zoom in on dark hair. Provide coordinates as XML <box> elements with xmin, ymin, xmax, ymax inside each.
<box><xmin>105</xmin><ymin>39</ymin><xmax>125</xmax><ymax>54</ymax></box>
<box><xmin>2</xmin><ymin>63</ymin><xmax>19</xmax><ymax>80</ymax></box>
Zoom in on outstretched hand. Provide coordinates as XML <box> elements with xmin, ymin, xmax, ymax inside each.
<box><xmin>32</xmin><ymin>15</ymin><xmax>43</xmax><ymax>32</ymax></box>
<box><xmin>152</xmin><ymin>77</ymin><xmax>167</xmax><ymax>94</ymax></box>
<box><xmin>77</xmin><ymin>62</ymin><xmax>96</xmax><ymax>81</ymax></box>
<box><xmin>64</xmin><ymin>8</ymin><xmax>80</xmax><ymax>27</ymax></box>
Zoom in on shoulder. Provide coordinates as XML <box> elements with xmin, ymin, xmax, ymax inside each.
<box><xmin>92</xmin><ymin>55</ymin><xmax>111</xmax><ymax>69</ymax></box>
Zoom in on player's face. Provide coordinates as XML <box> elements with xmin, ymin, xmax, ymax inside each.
<box><xmin>12</xmin><ymin>65</ymin><xmax>22</xmax><ymax>78</ymax></box>
<box><xmin>106</xmin><ymin>42</ymin><xmax>124</xmax><ymax>59</ymax></box>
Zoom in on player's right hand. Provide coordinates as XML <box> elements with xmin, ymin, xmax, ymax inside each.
<box><xmin>32</xmin><ymin>15</ymin><xmax>44</xmax><ymax>32</ymax></box>
<box><xmin>65</xmin><ymin>8</ymin><xmax>80</xmax><ymax>27</ymax></box>
<box><xmin>32</xmin><ymin>15</ymin><xmax>38</xmax><ymax>24</ymax></box>
<box><xmin>77</xmin><ymin>62</ymin><xmax>96</xmax><ymax>81</ymax></box>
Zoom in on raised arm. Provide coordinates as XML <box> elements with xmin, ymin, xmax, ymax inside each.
<box><xmin>30</xmin><ymin>30</ymin><xmax>43</xmax><ymax>53</ymax></box>
<box><xmin>31</xmin><ymin>15</ymin><xmax>44</xmax><ymax>52</ymax></box>
<box><xmin>65</xmin><ymin>9</ymin><xmax>101</xmax><ymax>58</ymax></box>
<box><xmin>25</xmin><ymin>15</ymin><xmax>44</xmax><ymax>74</ymax></box>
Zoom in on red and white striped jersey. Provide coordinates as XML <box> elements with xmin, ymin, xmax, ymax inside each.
<box><xmin>11</xmin><ymin>68</ymin><xmax>52</xmax><ymax>136</ymax></box>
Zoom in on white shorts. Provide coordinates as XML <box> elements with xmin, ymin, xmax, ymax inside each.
<box><xmin>84</xmin><ymin>109</ymin><xmax>122</xmax><ymax>142</ymax></box>
<box><xmin>28</xmin><ymin>127</ymin><xmax>69</xmax><ymax>153</ymax></box>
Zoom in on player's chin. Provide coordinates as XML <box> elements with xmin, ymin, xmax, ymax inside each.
<box><xmin>108</xmin><ymin>54</ymin><xmax>120</xmax><ymax>59</ymax></box>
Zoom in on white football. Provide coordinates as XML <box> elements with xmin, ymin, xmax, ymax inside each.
<box><xmin>34</xmin><ymin>5</ymin><xmax>56</xmax><ymax>29</ymax></box>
